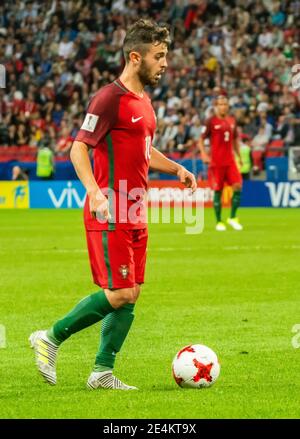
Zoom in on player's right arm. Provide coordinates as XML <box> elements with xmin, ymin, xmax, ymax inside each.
<box><xmin>71</xmin><ymin>87</ymin><xmax>117</xmax><ymax>220</ymax></box>
<box><xmin>198</xmin><ymin>119</ymin><xmax>211</xmax><ymax>164</ymax></box>
<box><xmin>70</xmin><ymin>141</ymin><xmax>110</xmax><ymax>220</ymax></box>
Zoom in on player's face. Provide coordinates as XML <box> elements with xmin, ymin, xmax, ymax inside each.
<box><xmin>138</xmin><ymin>43</ymin><xmax>168</xmax><ymax>87</ymax></box>
<box><xmin>215</xmin><ymin>99</ymin><xmax>229</xmax><ymax>117</ymax></box>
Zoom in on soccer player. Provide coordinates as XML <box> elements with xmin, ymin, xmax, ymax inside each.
<box><xmin>198</xmin><ymin>95</ymin><xmax>243</xmax><ymax>231</ymax></box>
<box><xmin>29</xmin><ymin>20</ymin><xmax>197</xmax><ymax>390</ymax></box>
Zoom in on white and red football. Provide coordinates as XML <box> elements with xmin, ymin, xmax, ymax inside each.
<box><xmin>172</xmin><ymin>344</ymin><xmax>220</xmax><ymax>388</ymax></box>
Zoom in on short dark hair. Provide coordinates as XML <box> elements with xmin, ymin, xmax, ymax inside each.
<box><xmin>123</xmin><ymin>19</ymin><xmax>171</xmax><ymax>62</ymax></box>
<box><xmin>214</xmin><ymin>95</ymin><xmax>228</xmax><ymax>105</ymax></box>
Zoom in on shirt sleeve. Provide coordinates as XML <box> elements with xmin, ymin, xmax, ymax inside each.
<box><xmin>75</xmin><ymin>88</ymin><xmax>117</xmax><ymax>148</ymax></box>
<box><xmin>201</xmin><ymin>118</ymin><xmax>211</xmax><ymax>140</ymax></box>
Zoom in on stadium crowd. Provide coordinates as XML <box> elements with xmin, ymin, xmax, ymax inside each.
<box><xmin>1</xmin><ymin>0</ymin><xmax>300</xmax><ymax>175</ymax></box>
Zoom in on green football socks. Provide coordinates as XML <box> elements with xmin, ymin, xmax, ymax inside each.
<box><xmin>47</xmin><ymin>291</ymin><xmax>114</xmax><ymax>345</ymax></box>
<box><xmin>214</xmin><ymin>191</ymin><xmax>222</xmax><ymax>223</ymax></box>
<box><xmin>46</xmin><ymin>292</ymin><xmax>136</xmax><ymax>372</ymax></box>
<box><xmin>231</xmin><ymin>191</ymin><xmax>241</xmax><ymax>218</ymax></box>
<box><xmin>94</xmin><ymin>303</ymin><xmax>135</xmax><ymax>370</ymax></box>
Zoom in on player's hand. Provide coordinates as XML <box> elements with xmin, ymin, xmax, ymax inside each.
<box><xmin>202</xmin><ymin>153</ymin><xmax>210</xmax><ymax>164</ymax></box>
<box><xmin>176</xmin><ymin>166</ymin><xmax>197</xmax><ymax>192</ymax></box>
<box><xmin>89</xmin><ymin>189</ymin><xmax>111</xmax><ymax>221</ymax></box>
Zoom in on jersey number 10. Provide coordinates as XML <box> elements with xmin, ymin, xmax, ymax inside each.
<box><xmin>145</xmin><ymin>136</ymin><xmax>151</xmax><ymax>160</ymax></box>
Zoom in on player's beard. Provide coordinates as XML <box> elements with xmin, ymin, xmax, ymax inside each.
<box><xmin>216</xmin><ymin>110</ymin><xmax>228</xmax><ymax>118</ymax></box>
<box><xmin>138</xmin><ymin>59</ymin><xmax>160</xmax><ymax>87</ymax></box>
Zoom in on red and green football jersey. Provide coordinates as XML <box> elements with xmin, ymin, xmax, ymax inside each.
<box><xmin>201</xmin><ymin>115</ymin><xmax>237</xmax><ymax>167</ymax></box>
<box><xmin>75</xmin><ymin>79</ymin><xmax>156</xmax><ymax>230</ymax></box>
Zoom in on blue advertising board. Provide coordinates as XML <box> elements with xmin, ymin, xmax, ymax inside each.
<box><xmin>241</xmin><ymin>181</ymin><xmax>300</xmax><ymax>207</ymax></box>
<box><xmin>0</xmin><ymin>180</ymin><xmax>297</xmax><ymax>208</ymax></box>
<box><xmin>29</xmin><ymin>181</ymin><xmax>86</xmax><ymax>208</ymax></box>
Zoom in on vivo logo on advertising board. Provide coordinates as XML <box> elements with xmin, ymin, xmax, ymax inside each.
<box><xmin>48</xmin><ymin>181</ymin><xmax>86</xmax><ymax>208</ymax></box>
<box><xmin>265</xmin><ymin>182</ymin><xmax>300</xmax><ymax>207</ymax></box>
<box><xmin>27</xmin><ymin>180</ymin><xmax>300</xmax><ymax>209</ymax></box>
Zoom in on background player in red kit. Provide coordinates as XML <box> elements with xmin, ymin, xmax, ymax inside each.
<box><xmin>199</xmin><ymin>95</ymin><xmax>243</xmax><ymax>231</ymax></box>
<box><xmin>29</xmin><ymin>20</ymin><xmax>197</xmax><ymax>390</ymax></box>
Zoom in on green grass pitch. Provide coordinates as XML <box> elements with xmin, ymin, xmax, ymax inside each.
<box><xmin>0</xmin><ymin>207</ymin><xmax>299</xmax><ymax>419</ymax></box>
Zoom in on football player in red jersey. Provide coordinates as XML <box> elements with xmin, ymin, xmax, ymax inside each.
<box><xmin>29</xmin><ymin>20</ymin><xmax>197</xmax><ymax>390</ymax></box>
<box><xmin>198</xmin><ymin>95</ymin><xmax>243</xmax><ymax>231</ymax></box>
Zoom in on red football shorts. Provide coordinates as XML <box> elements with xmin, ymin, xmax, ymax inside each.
<box><xmin>86</xmin><ymin>228</ymin><xmax>148</xmax><ymax>289</ymax></box>
<box><xmin>208</xmin><ymin>163</ymin><xmax>242</xmax><ymax>191</ymax></box>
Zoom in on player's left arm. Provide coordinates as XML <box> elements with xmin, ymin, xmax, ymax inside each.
<box><xmin>150</xmin><ymin>146</ymin><xmax>197</xmax><ymax>192</ymax></box>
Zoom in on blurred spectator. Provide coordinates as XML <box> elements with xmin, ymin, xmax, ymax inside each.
<box><xmin>273</xmin><ymin>114</ymin><xmax>294</xmax><ymax>145</ymax></box>
<box><xmin>239</xmin><ymin>138</ymin><xmax>252</xmax><ymax>180</ymax></box>
<box><xmin>52</xmin><ymin>103</ymin><xmax>65</xmax><ymax>129</ymax></box>
<box><xmin>0</xmin><ymin>0</ymin><xmax>299</xmax><ymax>175</ymax></box>
<box><xmin>161</xmin><ymin>121</ymin><xmax>178</xmax><ymax>152</ymax></box>
<box><xmin>243</xmin><ymin>109</ymin><xmax>258</xmax><ymax>139</ymax></box>
<box><xmin>55</xmin><ymin>126</ymin><xmax>73</xmax><ymax>156</ymax></box>
<box><xmin>189</xmin><ymin>117</ymin><xmax>202</xmax><ymax>141</ymax></box>
<box><xmin>173</xmin><ymin>122</ymin><xmax>191</xmax><ymax>154</ymax></box>
<box><xmin>251</xmin><ymin>127</ymin><xmax>269</xmax><ymax>174</ymax></box>
<box><xmin>58</xmin><ymin>34</ymin><xmax>74</xmax><ymax>59</ymax></box>
<box><xmin>12</xmin><ymin>165</ymin><xmax>29</xmax><ymax>181</ymax></box>
<box><xmin>258</xmin><ymin>112</ymin><xmax>273</xmax><ymax>141</ymax></box>
<box><xmin>15</xmin><ymin>123</ymin><xmax>30</xmax><ymax>146</ymax></box>
<box><xmin>7</xmin><ymin>125</ymin><xmax>17</xmax><ymax>146</ymax></box>
<box><xmin>36</xmin><ymin>146</ymin><xmax>54</xmax><ymax>180</ymax></box>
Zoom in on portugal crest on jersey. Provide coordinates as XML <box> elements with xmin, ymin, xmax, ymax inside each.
<box><xmin>119</xmin><ymin>265</ymin><xmax>129</xmax><ymax>279</ymax></box>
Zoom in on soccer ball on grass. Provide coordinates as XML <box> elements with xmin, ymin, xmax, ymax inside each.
<box><xmin>172</xmin><ymin>344</ymin><xmax>220</xmax><ymax>388</ymax></box>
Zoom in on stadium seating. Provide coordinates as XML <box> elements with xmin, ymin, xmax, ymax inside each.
<box><xmin>0</xmin><ymin>146</ymin><xmax>37</xmax><ymax>163</ymax></box>
<box><xmin>265</xmin><ymin>140</ymin><xmax>285</xmax><ymax>158</ymax></box>
<box><xmin>1</xmin><ymin>1</ymin><xmax>300</xmax><ymax>181</ymax></box>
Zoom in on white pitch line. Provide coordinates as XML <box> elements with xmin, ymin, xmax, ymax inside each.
<box><xmin>223</xmin><ymin>245</ymin><xmax>300</xmax><ymax>251</ymax></box>
<box><xmin>150</xmin><ymin>247</ymin><xmax>193</xmax><ymax>252</ymax></box>
<box><xmin>0</xmin><ymin>249</ymin><xmax>88</xmax><ymax>253</ymax></box>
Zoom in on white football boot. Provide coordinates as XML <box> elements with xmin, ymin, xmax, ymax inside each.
<box><xmin>215</xmin><ymin>222</ymin><xmax>226</xmax><ymax>231</ymax></box>
<box><xmin>227</xmin><ymin>217</ymin><xmax>243</xmax><ymax>231</ymax></box>
<box><xmin>29</xmin><ymin>330</ymin><xmax>58</xmax><ymax>385</ymax></box>
<box><xmin>87</xmin><ymin>371</ymin><xmax>138</xmax><ymax>390</ymax></box>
